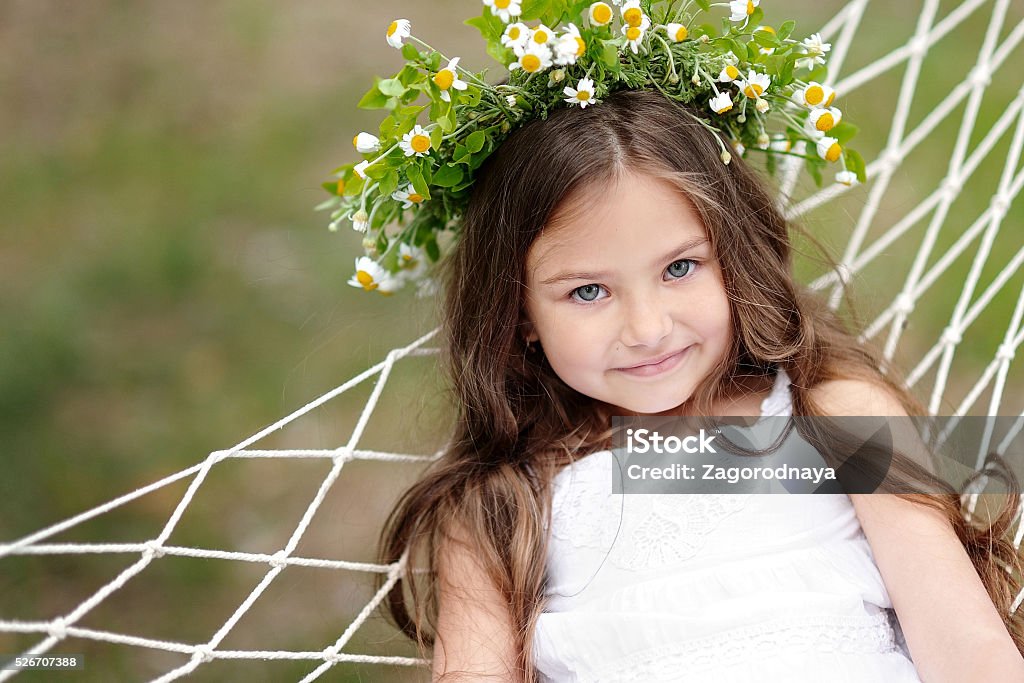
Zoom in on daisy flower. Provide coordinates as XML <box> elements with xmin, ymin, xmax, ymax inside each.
<box><xmin>710</xmin><ymin>91</ymin><xmax>733</xmax><ymax>114</ymax></box>
<box><xmin>797</xmin><ymin>32</ymin><xmax>831</xmax><ymax>70</ymax></box>
<box><xmin>482</xmin><ymin>0</ymin><xmax>522</xmax><ymax>23</ymax></box>
<box><xmin>738</xmin><ymin>70</ymin><xmax>770</xmax><ymax>99</ymax></box>
<box><xmin>353</xmin><ymin>160</ymin><xmax>371</xmax><ymax>179</ymax></box>
<box><xmin>769</xmin><ymin>137</ymin><xmax>792</xmax><ymax>153</ymax></box>
<box><xmin>375</xmin><ymin>272</ymin><xmax>405</xmax><ymax>296</ymax></box>
<box><xmin>621</xmin><ymin>13</ymin><xmax>650</xmax><ymax>55</ymax></box>
<box><xmin>353</xmin><ymin>132</ymin><xmax>381</xmax><ymax>154</ymax></box>
<box><xmin>351</xmin><ymin>209</ymin><xmax>369</xmax><ymax>232</ymax></box>
<box><xmin>620</xmin><ymin>0</ymin><xmax>645</xmax><ymax>28</ymax></box>
<box><xmin>528</xmin><ymin>23</ymin><xmax>555</xmax><ymax>48</ymax></box>
<box><xmin>718</xmin><ymin>63</ymin><xmax>740</xmax><ymax>82</ymax></box>
<box><xmin>808</xmin><ymin>106</ymin><xmax>842</xmax><ymax>133</ymax></box>
<box><xmin>799</xmin><ymin>81</ymin><xmax>836</xmax><ymax>108</ymax></box>
<box><xmin>501</xmin><ymin>22</ymin><xmax>531</xmax><ymax>52</ymax></box>
<box><xmin>816</xmin><ymin>135</ymin><xmax>842</xmax><ymax>162</ymax></box>
<box><xmin>588</xmin><ymin>2</ymin><xmax>614</xmax><ymax>27</ymax></box>
<box><xmin>399</xmin><ymin>243</ymin><xmax>428</xmax><ymax>281</ymax></box>
<box><xmin>553</xmin><ymin>23</ymin><xmax>586</xmax><ymax>66</ymax></box>
<box><xmin>509</xmin><ymin>43</ymin><xmax>553</xmax><ymax>73</ymax></box>
<box><xmin>755</xmin><ymin>97</ymin><xmax>770</xmax><ymax>113</ymax></box>
<box><xmin>665</xmin><ymin>23</ymin><xmax>689</xmax><ymax>42</ymax></box>
<box><xmin>835</xmin><ymin>170</ymin><xmax>859</xmax><ymax>186</ymax></box>
<box><xmin>392</xmin><ymin>184</ymin><xmax>427</xmax><ymax>209</ymax></box>
<box><xmin>564</xmin><ymin>77</ymin><xmax>599</xmax><ymax>108</ymax></box>
<box><xmin>385</xmin><ymin>19</ymin><xmax>411</xmax><ymax>49</ymax></box>
<box><xmin>433</xmin><ymin>57</ymin><xmax>468</xmax><ymax>102</ymax></box>
<box><xmin>348</xmin><ymin>256</ymin><xmax>388</xmax><ymax>292</ymax></box>
<box><xmin>400</xmin><ymin>124</ymin><xmax>433</xmax><ymax>157</ymax></box>
<box><xmin>729</xmin><ymin>0</ymin><xmax>759</xmax><ymax>23</ymax></box>
<box><xmin>756</xmin><ymin>26</ymin><xmax>776</xmax><ymax>55</ymax></box>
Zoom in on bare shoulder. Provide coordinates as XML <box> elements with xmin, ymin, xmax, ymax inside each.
<box><xmin>809</xmin><ymin>376</ymin><xmax>909</xmax><ymax>417</ymax></box>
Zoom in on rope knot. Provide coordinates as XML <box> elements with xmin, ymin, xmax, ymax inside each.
<box><xmin>893</xmin><ymin>293</ymin><xmax>915</xmax><ymax>316</ymax></box>
<box><xmin>941</xmin><ymin>327</ymin><xmax>963</xmax><ymax>346</ymax></box>
<box><xmin>991</xmin><ymin>193</ymin><xmax>1011</xmax><ymax>215</ymax></box>
<box><xmin>968</xmin><ymin>65</ymin><xmax>992</xmax><ymax>88</ymax></box>
<box><xmin>996</xmin><ymin>343</ymin><xmax>1016</xmax><ymax>363</ymax></box>
<box><xmin>192</xmin><ymin>646</ymin><xmax>214</xmax><ymax>664</ymax></box>
<box><xmin>143</xmin><ymin>540</ymin><xmax>166</xmax><ymax>559</ymax></box>
<box><xmin>49</xmin><ymin>617</ymin><xmax>68</xmax><ymax>640</ymax></box>
<box><xmin>835</xmin><ymin>263</ymin><xmax>852</xmax><ymax>285</ymax></box>
<box><xmin>321</xmin><ymin>646</ymin><xmax>341</xmax><ymax>663</ymax></box>
<box><xmin>940</xmin><ymin>177</ymin><xmax>961</xmax><ymax>199</ymax></box>
<box><xmin>269</xmin><ymin>550</ymin><xmax>289</xmax><ymax>569</ymax></box>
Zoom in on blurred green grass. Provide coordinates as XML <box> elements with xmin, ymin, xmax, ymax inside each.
<box><xmin>0</xmin><ymin>0</ymin><xmax>1021</xmax><ymax>680</ymax></box>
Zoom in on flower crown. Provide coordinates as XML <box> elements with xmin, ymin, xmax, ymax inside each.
<box><xmin>319</xmin><ymin>0</ymin><xmax>867</xmax><ymax>297</ymax></box>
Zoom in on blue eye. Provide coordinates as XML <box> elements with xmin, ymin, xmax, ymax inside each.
<box><xmin>572</xmin><ymin>283</ymin><xmax>604</xmax><ymax>303</ymax></box>
<box><xmin>667</xmin><ymin>259</ymin><xmax>694</xmax><ymax>279</ymax></box>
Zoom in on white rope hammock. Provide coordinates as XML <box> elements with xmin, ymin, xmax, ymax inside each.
<box><xmin>2</xmin><ymin>0</ymin><xmax>1023</xmax><ymax>678</ymax></box>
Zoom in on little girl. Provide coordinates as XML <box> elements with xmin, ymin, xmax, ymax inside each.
<box><xmin>374</xmin><ymin>88</ymin><xmax>1024</xmax><ymax>682</ymax></box>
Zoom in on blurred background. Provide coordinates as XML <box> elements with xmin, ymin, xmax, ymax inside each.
<box><xmin>1</xmin><ymin>0</ymin><xmax>1021</xmax><ymax>680</ymax></box>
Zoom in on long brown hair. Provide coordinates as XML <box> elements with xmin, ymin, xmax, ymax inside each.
<box><xmin>376</xmin><ymin>88</ymin><xmax>1024</xmax><ymax>680</ymax></box>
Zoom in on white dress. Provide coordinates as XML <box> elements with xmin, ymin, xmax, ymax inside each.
<box><xmin>532</xmin><ymin>368</ymin><xmax>922</xmax><ymax>682</ymax></box>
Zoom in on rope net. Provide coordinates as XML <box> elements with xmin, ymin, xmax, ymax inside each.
<box><xmin>2</xmin><ymin>0</ymin><xmax>1023</xmax><ymax>679</ymax></box>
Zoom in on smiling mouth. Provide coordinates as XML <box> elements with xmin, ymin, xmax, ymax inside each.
<box><xmin>615</xmin><ymin>346</ymin><xmax>692</xmax><ymax>376</ymax></box>
<box><xmin>618</xmin><ymin>347</ymin><xmax>690</xmax><ymax>370</ymax></box>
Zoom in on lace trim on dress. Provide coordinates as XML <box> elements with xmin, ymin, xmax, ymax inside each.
<box><xmin>593</xmin><ymin>611</ymin><xmax>899</xmax><ymax>682</ymax></box>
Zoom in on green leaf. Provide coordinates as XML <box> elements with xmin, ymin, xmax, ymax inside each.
<box><xmin>380</xmin><ymin>169</ymin><xmax>400</xmax><ymax>196</ymax></box>
<box><xmin>465</xmin><ymin>130</ymin><xmax>486</xmax><ymax>154</ymax></box>
<box><xmin>438</xmin><ymin>107</ymin><xmax>457</xmax><ymax>133</ymax></box>
<box><xmin>727</xmin><ymin>39</ymin><xmax>746</xmax><ymax>63</ymax></box>
<box><xmin>806</xmin><ymin>157</ymin><xmax>824</xmax><ymax>188</ymax></box>
<box><xmin>429</xmin><ymin>125</ymin><xmax>444</xmax><ymax>151</ymax></box>
<box><xmin>464</xmin><ymin>14</ymin><xmax>503</xmax><ymax>42</ymax></box>
<box><xmin>753</xmin><ymin>31</ymin><xmax>780</xmax><ymax>49</ymax></box>
<box><xmin>780</xmin><ymin>58</ymin><xmax>794</xmax><ymax>84</ymax></box>
<box><xmin>433</xmin><ymin>163</ymin><xmax>464</xmax><ymax>187</ymax></box>
<box><xmin>777</xmin><ymin>20</ymin><xmax>796</xmax><ymax>41</ymax></box>
<box><xmin>357</xmin><ymin>79</ymin><xmax>390</xmax><ymax>110</ymax></box>
<box><xmin>453</xmin><ymin>143</ymin><xmax>471</xmax><ymax>164</ymax></box>
<box><xmin>748</xmin><ymin>7</ymin><xmax>763</xmax><ymax>27</ymax></box>
<box><xmin>402</xmin><ymin>43</ymin><xmax>420</xmax><ymax>62</ymax></box>
<box><xmin>377</xmin><ymin>78</ymin><xmax>406</xmax><ymax>97</ymax></box>
<box><xmin>600</xmin><ymin>40</ymin><xmax>619</xmax><ymax>69</ymax></box>
<box><xmin>406</xmin><ymin>164</ymin><xmax>430</xmax><ymax>198</ymax></box>
<box><xmin>695</xmin><ymin>23</ymin><xmax>718</xmax><ymax>39</ymax></box>
<box><xmin>364</xmin><ymin>163</ymin><xmax>388</xmax><ymax>180</ymax></box>
<box><xmin>379</xmin><ymin>114</ymin><xmax>398</xmax><ymax>139</ymax></box>
<box><xmin>806</xmin><ymin>64</ymin><xmax>828</xmax><ymax>82</ymax></box>
<box><xmin>398</xmin><ymin>64</ymin><xmax>424</xmax><ymax>87</ymax></box>
<box><xmin>830</xmin><ymin>121</ymin><xmax>859</xmax><ymax>145</ymax></box>
<box><xmin>845</xmin><ymin>148</ymin><xmax>867</xmax><ymax>183</ymax></box>
<box><xmin>695</xmin><ymin>0</ymin><xmax>711</xmax><ymax>10</ymax></box>
<box><xmin>425</xmin><ymin>237</ymin><xmax>440</xmax><ymax>262</ymax></box>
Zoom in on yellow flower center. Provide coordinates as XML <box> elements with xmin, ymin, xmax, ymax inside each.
<box><xmin>495</xmin><ymin>0</ymin><xmax>511</xmax><ymax>8</ymax></box>
<box><xmin>336</xmin><ymin>179</ymin><xmax>346</xmax><ymax>195</ymax></box>
<box><xmin>624</xmin><ymin>8</ymin><xmax>643</xmax><ymax>27</ymax></box>
<box><xmin>578</xmin><ymin>91</ymin><xmax>591</xmax><ymax>101</ymax></box>
<box><xmin>356</xmin><ymin>271</ymin><xmax>377</xmax><ymax>289</ymax></box>
<box><xmin>387</xmin><ymin>21</ymin><xmax>399</xmax><ymax>37</ymax></box>
<box><xmin>411</xmin><ymin>134</ymin><xmax>431</xmax><ymax>153</ymax></box>
<box><xmin>804</xmin><ymin>85</ymin><xmax>824</xmax><ymax>105</ymax></box>
<box><xmin>746</xmin><ymin>0</ymin><xmax>755</xmax><ymax>15</ymax></box>
<box><xmin>433</xmin><ymin>70</ymin><xmax>454</xmax><ymax>90</ymax></box>
<box><xmin>716</xmin><ymin>100</ymin><xmax>732</xmax><ymax>113</ymax></box>
<box><xmin>815</xmin><ymin>112</ymin><xmax>835</xmax><ymax>131</ymax></box>
<box><xmin>725</xmin><ymin>64</ymin><xmax>739</xmax><ymax>79</ymax></box>
<box><xmin>626</xmin><ymin>26</ymin><xmax>641</xmax><ymax>41</ymax></box>
<box><xmin>759</xmin><ymin>25</ymin><xmax>775</xmax><ymax>34</ymax></box>
<box><xmin>533</xmin><ymin>29</ymin><xmax>549</xmax><ymax>43</ymax></box>
<box><xmin>408</xmin><ymin>193</ymin><xmax>424</xmax><ymax>203</ymax></box>
<box><xmin>592</xmin><ymin>3</ymin><xmax>612</xmax><ymax>25</ymax></box>
<box><xmin>826</xmin><ymin>142</ymin><xmax>841</xmax><ymax>162</ymax></box>
<box><xmin>826</xmin><ymin>91</ymin><xmax>836</xmax><ymax>106</ymax></box>
<box><xmin>575</xmin><ymin>36</ymin><xmax>586</xmax><ymax>55</ymax></box>
<box><xmin>509</xmin><ymin>26</ymin><xmax>521</xmax><ymax>40</ymax></box>
<box><xmin>744</xmin><ymin>83</ymin><xmax>764</xmax><ymax>98</ymax></box>
<box><xmin>674</xmin><ymin>26</ymin><xmax>688</xmax><ymax>41</ymax></box>
<box><xmin>352</xmin><ymin>135</ymin><xmax>359</xmax><ymax>148</ymax></box>
<box><xmin>521</xmin><ymin>54</ymin><xmax>542</xmax><ymax>72</ymax></box>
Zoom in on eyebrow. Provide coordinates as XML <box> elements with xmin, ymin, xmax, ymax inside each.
<box><xmin>539</xmin><ymin>237</ymin><xmax>709</xmax><ymax>285</ymax></box>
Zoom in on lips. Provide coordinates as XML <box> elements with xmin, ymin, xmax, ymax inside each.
<box><xmin>618</xmin><ymin>347</ymin><xmax>690</xmax><ymax>370</ymax></box>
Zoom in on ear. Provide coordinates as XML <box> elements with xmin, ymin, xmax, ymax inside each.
<box><xmin>520</xmin><ymin>314</ymin><xmax>538</xmax><ymax>344</ymax></box>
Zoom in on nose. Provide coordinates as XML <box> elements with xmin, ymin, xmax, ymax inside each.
<box><xmin>620</xmin><ymin>295</ymin><xmax>673</xmax><ymax>348</ymax></box>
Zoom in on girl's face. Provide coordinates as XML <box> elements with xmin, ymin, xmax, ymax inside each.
<box><xmin>522</xmin><ymin>170</ymin><xmax>733</xmax><ymax>416</ymax></box>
